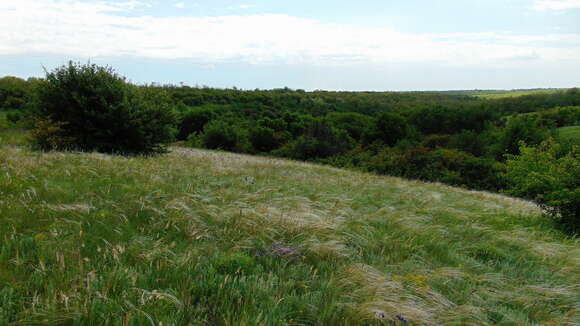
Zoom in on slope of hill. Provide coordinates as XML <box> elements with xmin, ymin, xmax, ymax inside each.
<box><xmin>1</xmin><ymin>140</ymin><xmax>579</xmax><ymax>325</ymax></box>
<box><xmin>559</xmin><ymin>125</ymin><xmax>580</xmax><ymax>143</ymax></box>
<box><xmin>469</xmin><ymin>89</ymin><xmax>564</xmax><ymax>99</ymax></box>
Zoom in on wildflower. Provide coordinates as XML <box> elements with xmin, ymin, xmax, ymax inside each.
<box><xmin>34</xmin><ymin>233</ymin><xmax>46</xmax><ymax>240</ymax></box>
<box><xmin>396</xmin><ymin>315</ymin><xmax>409</xmax><ymax>324</ymax></box>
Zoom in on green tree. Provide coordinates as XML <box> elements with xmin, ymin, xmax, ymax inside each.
<box><xmin>200</xmin><ymin>120</ymin><xmax>248</xmax><ymax>152</ymax></box>
<box><xmin>497</xmin><ymin>115</ymin><xmax>552</xmax><ymax>157</ymax></box>
<box><xmin>362</xmin><ymin>112</ymin><xmax>410</xmax><ymax>146</ymax></box>
<box><xmin>177</xmin><ymin>106</ymin><xmax>216</xmax><ymax>140</ymax></box>
<box><xmin>325</xmin><ymin>112</ymin><xmax>372</xmax><ymax>141</ymax></box>
<box><xmin>32</xmin><ymin>61</ymin><xmax>176</xmax><ymax>154</ymax></box>
<box><xmin>504</xmin><ymin>140</ymin><xmax>579</xmax><ymax>233</ymax></box>
<box><xmin>0</xmin><ymin>76</ymin><xmax>28</xmax><ymax>110</ymax></box>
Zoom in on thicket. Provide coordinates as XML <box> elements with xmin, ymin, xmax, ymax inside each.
<box><xmin>505</xmin><ymin>140</ymin><xmax>579</xmax><ymax>234</ymax></box>
<box><xmin>30</xmin><ymin>62</ymin><xmax>176</xmax><ymax>154</ymax></box>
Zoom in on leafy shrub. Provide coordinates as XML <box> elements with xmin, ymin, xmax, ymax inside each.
<box><xmin>199</xmin><ymin>119</ymin><xmax>248</xmax><ymax>151</ymax></box>
<box><xmin>177</xmin><ymin>106</ymin><xmax>216</xmax><ymax>140</ymax></box>
<box><xmin>538</xmin><ymin>106</ymin><xmax>580</xmax><ymax>127</ymax></box>
<box><xmin>497</xmin><ymin>115</ymin><xmax>552</xmax><ymax>158</ymax></box>
<box><xmin>362</xmin><ymin>112</ymin><xmax>410</xmax><ymax>146</ymax></box>
<box><xmin>0</xmin><ymin>76</ymin><xmax>28</xmax><ymax>110</ymax></box>
<box><xmin>448</xmin><ymin>130</ymin><xmax>489</xmax><ymax>157</ymax></box>
<box><xmin>29</xmin><ymin>118</ymin><xmax>74</xmax><ymax>150</ymax></box>
<box><xmin>249</xmin><ymin>125</ymin><xmax>279</xmax><ymax>152</ymax></box>
<box><xmin>423</xmin><ymin>134</ymin><xmax>451</xmax><ymax>149</ymax></box>
<box><xmin>32</xmin><ymin>61</ymin><xmax>176</xmax><ymax>154</ymax></box>
<box><xmin>326</xmin><ymin>112</ymin><xmax>372</xmax><ymax>141</ymax></box>
<box><xmin>504</xmin><ymin>140</ymin><xmax>579</xmax><ymax>233</ymax></box>
<box><xmin>277</xmin><ymin>119</ymin><xmax>353</xmax><ymax>160</ymax></box>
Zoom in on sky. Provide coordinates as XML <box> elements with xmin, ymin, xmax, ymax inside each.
<box><xmin>1</xmin><ymin>0</ymin><xmax>579</xmax><ymax>91</ymax></box>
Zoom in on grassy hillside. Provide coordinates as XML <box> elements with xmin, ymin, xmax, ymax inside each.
<box><xmin>558</xmin><ymin>125</ymin><xmax>580</xmax><ymax>143</ymax></box>
<box><xmin>1</xmin><ymin>133</ymin><xmax>579</xmax><ymax>325</ymax></box>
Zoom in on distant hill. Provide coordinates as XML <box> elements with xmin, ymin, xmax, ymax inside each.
<box><xmin>435</xmin><ymin>88</ymin><xmax>569</xmax><ymax>99</ymax></box>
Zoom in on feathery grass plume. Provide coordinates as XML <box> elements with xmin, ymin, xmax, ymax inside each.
<box><xmin>0</xmin><ymin>144</ymin><xmax>578</xmax><ymax>324</ymax></box>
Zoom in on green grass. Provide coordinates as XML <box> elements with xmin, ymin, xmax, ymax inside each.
<box><xmin>558</xmin><ymin>125</ymin><xmax>580</xmax><ymax>143</ymax></box>
<box><xmin>1</xmin><ymin>135</ymin><xmax>579</xmax><ymax>325</ymax></box>
<box><xmin>0</xmin><ymin>112</ymin><xmax>29</xmax><ymax>147</ymax></box>
<box><xmin>472</xmin><ymin>89</ymin><xmax>563</xmax><ymax>99</ymax></box>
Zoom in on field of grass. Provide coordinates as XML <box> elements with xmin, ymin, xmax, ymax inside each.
<box><xmin>1</xmin><ymin>130</ymin><xmax>579</xmax><ymax>325</ymax></box>
<box><xmin>0</xmin><ymin>112</ymin><xmax>28</xmax><ymax>147</ymax></box>
<box><xmin>471</xmin><ymin>89</ymin><xmax>563</xmax><ymax>99</ymax></box>
<box><xmin>558</xmin><ymin>125</ymin><xmax>580</xmax><ymax>143</ymax></box>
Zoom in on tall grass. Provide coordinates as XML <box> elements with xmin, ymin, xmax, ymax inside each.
<box><xmin>1</xmin><ymin>136</ymin><xmax>579</xmax><ymax>325</ymax></box>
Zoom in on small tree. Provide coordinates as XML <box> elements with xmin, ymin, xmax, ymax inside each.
<box><xmin>504</xmin><ymin>140</ymin><xmax>579</xmax><ymax>233</ymax></box>
<box><xmin>199</xmin><ymin>120</ymin><xmax>248</xmax><ymax>152</ymax></box>
<box><xmin>497</xmin><ymin>115</ymin><xmax>551</xmax><ymax>158</ymax></box>
<box><xmin>32</xmin><ymin>61</ymin><xmax>176</xmax><ymax>154</ymax></box>
<box><xmin>362</xmin><ymin>112</ymin><xmax>410</xmax><ymax>146</ymax></box>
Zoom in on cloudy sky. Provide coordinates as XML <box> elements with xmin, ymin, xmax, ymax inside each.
<box><xmin>1</xmin><ymin>0</ymin><xmax>579</xmax><ymax>90</ymax></box>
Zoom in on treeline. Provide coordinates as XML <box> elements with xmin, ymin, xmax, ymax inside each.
<box><xmin>1</xmin><ymin>63</ymin><xmax>578</xmax><ymax>231</ymax></box>
<box><xmin>157</xmin><ymin>85</ymin><xmax>579</xmax><ymax>190</ymax></box>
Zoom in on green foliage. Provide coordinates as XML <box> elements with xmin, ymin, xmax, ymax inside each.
<box><xmin>249</xmin><ymin>125</ymin><xmax>279</xmax><ymax>152</ymax></box>
<box><xmin>29</xmin><ymin>118</ymin><xmax>74</xmax><ymax>150</ymax></box>
<box><xmin>497</xmin><ymin>115</ymin><xmax>552</xmax><ymax>157</ymax></box>
<box><xmin>199</xmin><ymin>119</ymin><xmax>248</xmax><ymax>151</ymax></box>
<box><xmin>407</xmin><ymin>105</ymin><xmax>493</xmax><ymax>135</ymax></box>
<box><xmin>325</xmin><ymin>112</ymin><xmax>372</xmax><ymax>141</ymax></box>
<box><xmin>538</xmin><ymin>106</ymin><xmax>580</xmax><ymax>127</ymax></box>
<box><xmin>0</xmin><ymin>76</ymin><xmax>28</xmax><ymax>110</ymax></box>
<box><xmin>177</xmin><ymin>106</ymin><xmax>217</xmax><ymax>140</ymax></box>
<box><xmin>448</xmin><ymin>130</ymin><xmax>490</xmax><ymax>157</ymax></box>
<box><xmin>277</xmin><ymin>119</ymin><xmax>353</xmax><ymax>159</ymax></box>
<box><xmin>4</xmin><ymin>69</ymin><xmax>580</xmax><ymax>209</ymax></box>
<box><xmin>335</xmin><ymin>146</ymin><xmax>504</xmax><ymax>190</ymax></box>
<box><xmin>504</xmin><ymin>140</ymin><xmax>579</xmax><ymax>233</ymax></box>
<box><xmin>32</xmin><ymin>62</ymin><xmax>176</xmax><ymax>154</ymax></box>
<box><xmin>362</xmin><ymin>112</ymin><xmax>410</xmax><ymax>146</ymax></box>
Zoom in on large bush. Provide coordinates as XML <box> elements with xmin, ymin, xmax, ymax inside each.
<box><xmin>176</xmin><ymin>106</ymin><xmax>217</xmax><ymax>140</ymax></box>
<box><xmin>0</xmin><ymin>76</ymin><xmax>28</xmax><ymax>110</ymax></box>
<box><xmin>362</xmin><ymin>112</ymin><xmax>410</xmax><ymax>146</ymax></box>
<box><xmin>504</xmin><ymin>140</ymin><xmax>579</xmax><ymax>233</ymax></box>
<box><xmin>199</xmin><ymin>119</ymin><xmax>248</xmax><ymax>152</ymax></box>
<box><xmin>277</xmin><ymin>119</ymin><xmax>353</xmax><ymax>160</ymax></box>
<box><xmin>496</xmin><ymin>115</ymin><xmax>552</xmax><ymax>158</ymax></box>
<box><xmin>32</xmin><ymin>62</ymin><xmax>176</xmax><ymax>154</ymax></box>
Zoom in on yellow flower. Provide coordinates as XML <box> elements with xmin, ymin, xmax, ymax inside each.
<box><xmin>34</xmin><ymin>233</ymin><xmax>46</xmax><ymax>240</ymax></box>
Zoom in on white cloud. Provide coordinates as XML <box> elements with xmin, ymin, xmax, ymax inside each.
<box><xmin>227</xmin><ymin>4</ymin><xmax>254</xmax><ymax>10</ymax></box>
<box><xmin>533</xmin><ymin>0</ymin><xmax>580</xmax><ymax>11</ymax></box>
<box><xmin>0</xmin><ymin>0</ymin><xmax>579</xmax><ymax>68</ymax></box>
<box><xmin>174</xmin><ymin>2</ymin><xmax>185</xmax><ymax>9</ymax></box>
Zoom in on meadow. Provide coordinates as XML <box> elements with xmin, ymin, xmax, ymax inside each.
<box><xmin>558</xmin><ymin>125</ymin><xmax>580</xmax><ymax>143</ymax></box>
<box><xmin>1</xmin><ymin>130</ymin><xmax>579</xmax><ymax>325</ymax></box>
<box><xmin>470</xmin><ymin>89</ymin><xmax>564</xmax><ymax>99</ymax></box>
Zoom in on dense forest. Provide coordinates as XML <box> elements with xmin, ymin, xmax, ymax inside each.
<box><xmin>1</xmin><ymin>64</ymin><xmax>578</xmax><ymax>231</ymax></box>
